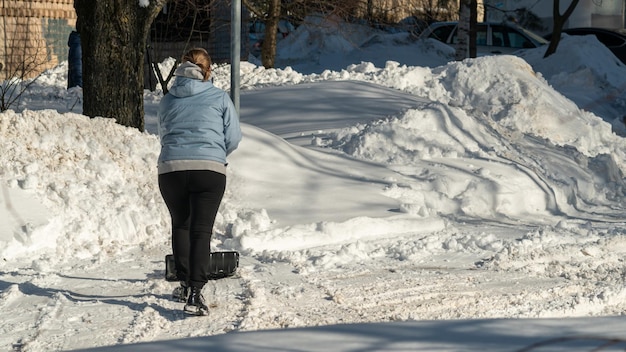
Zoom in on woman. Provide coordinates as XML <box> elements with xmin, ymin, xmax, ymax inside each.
<box><xmin>157</xmin><ymin>48</ymin><xmax>242</xmax><ymax>316</ymax></box>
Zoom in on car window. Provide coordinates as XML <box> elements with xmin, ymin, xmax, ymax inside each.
<box><xmin>507</xmin><ymin>30</ymin><xmax>533</xmax><ymax>48</ymax></box>
<box><xmin>432</xmin><ymin>22</ymin><xmax>545</xmax><ymax>49</ymax></box>
<box><xmin>476</xmin><ymin>24</ymin><xmax>488</xmax><ymax>45</ymax></box>
<box><xmin>564</xmin><ymin>29</ymin><xmax>626</xmax><ymax>48</ymax></box>
<box><xmin>491</xmin><ymin>24</ymin><xmax>535</xmax><ymax>48</ymax></box>
<box><xmin>476</xmin><ymin>30</ymin><xmax>487</xmax><ymax>45</ymax></box>
<box><xmin>517</xmin><ymin>27</ymin><xmax>549</xmax><ymax>46</ymax></box>
<box><xmin>429</xmin><ymin>25</ymin><xmax>455</xmax><ymax>42</ymax></box>
<box><xmin>491</xmin><ymin>25</ymin><xmax>507</xmax><ymax>47</ymax></box>
<box><xmin>450</xmin><ymin>28</ymin><xmax>459</xmax><ymax>44</ymax></box>
<box><xmin>450</xmin><ymin>24</ymin><xmax>487</xmax><ymax>45</ymax></box>
<box><xmin>594</xmin><ymin>32</ymin><xmax>624</xmax><ymax>47</ymax></box>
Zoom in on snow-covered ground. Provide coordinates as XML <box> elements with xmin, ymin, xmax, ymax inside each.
<box><xmin>2</xmin><ymin>17</ymin><xmax>626</xmax><ymax>351</ymax></box>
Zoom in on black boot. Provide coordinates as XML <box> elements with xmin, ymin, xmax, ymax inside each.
<box><xmin>172</xmin><ymin>281</ymin><xmax>189</xmax><ymax>303</ymax></box>
<box><xmin>184</xmin><ymin>286</ymin><xmax>209</xmax><ymax>316</ymax></box>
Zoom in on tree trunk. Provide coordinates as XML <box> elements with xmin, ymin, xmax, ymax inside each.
<box><xmin>261</xmin><ymin>0</ymin><xmax>281</xmax><ymax>68</ymax></box>
<box><xmin>469</xmin><ymin>0</ymin><xmax>477</xmax><ymax>58</ymax></box>
<box><xmin>367</xmin><ymin>0</ymin><xmax>374</xmax><ymax>21</ymax></box>
<box><xmin>456</xmin><ymin>0</ymin><xmax>471</xmax><ymax>61</ymax></box>
<box><xmin>74</xmin><ymin>0</ymin><xmax>165</xmax><ymax>131</ymax></box>
<box><xmin>544</xmin><ymin>0</ymin><xmax>580</xmax><ymax>58</ymax></box>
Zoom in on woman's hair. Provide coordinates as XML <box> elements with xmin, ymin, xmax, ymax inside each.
<box><xmin>182</xmin><ymin>48</ymin><xmax>212</xmax><ymax>81</ymax></box>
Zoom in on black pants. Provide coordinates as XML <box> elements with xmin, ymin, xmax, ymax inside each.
<box><xmin>159</xmin><ymin>170</ymin><xmax>226</xmax><ymax>289</ymax></box>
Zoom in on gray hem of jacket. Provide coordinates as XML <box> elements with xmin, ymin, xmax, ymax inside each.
<box><xmin>157</xmin><ymin>160</ymin><xmax>227</xmax><ymax>175</ymax></box>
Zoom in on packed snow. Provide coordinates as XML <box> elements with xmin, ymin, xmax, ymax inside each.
<box><xmin>2</xmin><ymin>17</ymin><xmax>626</xmax><ymax>351</ymax></box>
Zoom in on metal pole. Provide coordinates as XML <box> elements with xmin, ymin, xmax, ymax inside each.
<box><xmin>230</xmin><ymin>0</ymin><xmax>241</xmax><ymax>113</ymax></box>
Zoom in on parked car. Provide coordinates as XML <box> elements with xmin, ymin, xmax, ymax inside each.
<box><xmin>419</xmin><ymin>21</ymin><xmax>549</xmax><ymax>55</ymax></box>
<box><xmin>545</xmin><ymin>27</ymin><xmax>626</xmax><ymax>65</ymax></box>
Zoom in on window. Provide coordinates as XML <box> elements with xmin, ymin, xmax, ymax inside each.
<box><xmin>475</xmin><ymin>24</ymin><xmax>488</xmax><ymax>45</ymax></box>
<box><xmin>429</xmin><ymin>24</ymin><xmax>456</xmax><ymax>42</ymax></box>
<box><xmin>594</xmin><ymin>32</ymin><xmax>624</xmax><ymax>47</ymax></box>
<box><xmin>449</xmin><ymin>24</ymin><xmax>487</xmax><ymax>45</ymax></box>
<box><xmin>490</xmin><ymin>25</ymin><xmax>507</xmax><ymax>47</ymax></box>
<box><xmin>507</xmin><ymin>31</ymin><xmax>532</xmax><ymax>48</ymax></box>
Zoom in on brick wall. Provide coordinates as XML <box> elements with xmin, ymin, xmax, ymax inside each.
<box><xmin>0</xmin><ymin>0</ymin><xmax>76</xmax><ymax>79</ymax></box>
<box><xmin>0</xmin><ymin>0</ymin><xmax>246</xmax><ymax>86</ymax></box>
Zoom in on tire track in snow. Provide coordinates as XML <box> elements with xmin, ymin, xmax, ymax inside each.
<box><xmin>116</xmin><ymin>298</ymin><xmax>168</xmax><ymax>345</ymax></box>
<box><xmin>233</xmin><ymin>257</ymin><xmax>357</xmax><ymax>330</ymax></box>
<box><xmin>203</xmin><ymin>270</ymin><xmax>249</xmax><ymax>334</ymax></box>
<box><xmin>223</xmin><ymin>256</ymin><xmax>267</xmax><ymax>331</ymax></box>
<box><xmin>120</xmin><ymin>259</ymin><xmax>249</xmax><ymax>342</ymax></box>
<box><xmin>12</xmin><ymin>291</ymin><xmax>68</xmax><ymax>352</ymax></box>
<box><xmin>0</xmin><ymin>284</ymin><xmax>30</xmax><ymax>351</ymax></box>
<box><xmin>232</xmin><ymin>258</ymin><xmax>302</xmax><ymax>331</ymax></box>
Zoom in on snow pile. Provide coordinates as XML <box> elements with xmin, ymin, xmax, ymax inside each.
<box><xmin>518</xmin><ymin>34</ymin><xmax>626</xmax><ymax>130</ymax></box>
<box><xmin>3</xmin><ymin>34</ymin><xmax>626</xmax><ymax>268</ymax></box>
<box><xmin>277</xmin><ymin>14</ymin><xmax>378</xmax><ymax>61</ymax></box>
<box><xmin>315</xmin><ymin>56</ymin><xmax>626</xmax><ymax>222</ymax></box>
<box><xmin>2</xmin><ymin>21</ymin><xmax>626</xmax><ymax>350</ymax></box>
<box><xmin>0</xmin><ymin>111</ymin><xmax>166</xmax><ymax>264</ymax></box>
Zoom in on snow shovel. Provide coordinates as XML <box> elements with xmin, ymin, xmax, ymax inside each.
<box><xmin>165</xmin><ymin>252</ymin><xmax>239</xmax><ymax>281</ymax></box>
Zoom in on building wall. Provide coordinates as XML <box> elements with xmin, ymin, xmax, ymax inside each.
<box><xmin>0</xmin><ymin>0</ymin><xmax>76</xmax><ymax>79</ymax></box>
<box><xmin>354</xmin><ymin>0</ymin><xmax>462</xmax><ymax>22</ymax></box>
<box><xmin>0</xmin><ymin>0</ymin><xmax>246</xmax><ymax>84</ymax></box>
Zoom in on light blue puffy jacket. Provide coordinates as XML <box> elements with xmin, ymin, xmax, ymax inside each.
<box><xmin>157</xmin><ymin>64</ymin><xmax>242</xmax><ymax>173</ymax></box>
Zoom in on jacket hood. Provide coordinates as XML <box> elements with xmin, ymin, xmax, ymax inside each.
<box><xmin>174</xmin><ymin>61</ymin><xmax>205</xmax><ymax>80</ymax></box>
<box><xmin>168</xmin><ymin>62</ymin><xmax>211</xmax><ymax>98</ymax></box>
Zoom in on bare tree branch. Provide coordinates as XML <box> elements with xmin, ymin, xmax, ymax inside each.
<box><xmin>544</xmin><ymin>0</ymin><xmax>580</xmax><ymax>58</ymax></box>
